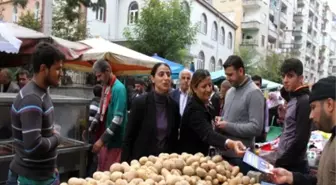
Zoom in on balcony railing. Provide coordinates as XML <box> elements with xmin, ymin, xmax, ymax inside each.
<box><xmin>241</xmin><ymin>21</ymin><xmax>261</xmax><ymax>30</ymax></box>
<box><xmin>241</xmin><ymin>39</ymin><xmax>258</xmax><ymax>46</ymax></box>
<box><xmin>242</xmin><ymin>0</ymin><xmax>263</xmax><ymax>8</ymax></box>
<box><xmin>280</xmin><ymin>12</ymin><xmax>287</xmax><ymax>23</ymax></box>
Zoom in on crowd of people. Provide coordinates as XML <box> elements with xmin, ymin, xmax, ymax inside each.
<box><xmin>2</xmin><ymin>42</ymin><xmax>335</xmax><ymax>185</ymax></box>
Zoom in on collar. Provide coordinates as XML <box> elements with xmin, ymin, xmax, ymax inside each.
<box><xmin>179</xmin><ymin>88</ymin><xmax>188</xmax><ymax>94</ymax></box>
<box><xmin>331</xmin><ymin>126</ymin><xmax>336</xmax><ymax>140</ymax></box>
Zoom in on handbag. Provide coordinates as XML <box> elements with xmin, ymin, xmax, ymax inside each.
<box><xmin>266</xmin><ymin>116</ymin><xmax>283</xmax><ymax>142</ymax></box>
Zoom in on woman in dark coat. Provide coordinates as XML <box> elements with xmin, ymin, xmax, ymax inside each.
<box><xmin>179</xmin><ymin>69</ymin><xmax>246</xmax><ymax>156</ymax></box>
<box><xmin>121</xmin><ymin>63</ymin><xmax>180</xmax><ymax>162</ymax></box>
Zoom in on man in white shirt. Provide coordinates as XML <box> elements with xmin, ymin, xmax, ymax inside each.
<box><xmin>170</xmin><ymin>69</ymin><xmax>192</xmax><ymax>116</ymax></box>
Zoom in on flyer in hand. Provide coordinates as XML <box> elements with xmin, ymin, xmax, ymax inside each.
<box><xmin>243</xmin><ymin>149</ymin><xmax>274</xmax><ymax>174</ymax></box>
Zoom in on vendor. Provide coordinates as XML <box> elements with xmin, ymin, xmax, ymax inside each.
<box><xmin>271</xmin><ymin>76</ymin><xmax>336</xmax><ymax>185</ymax></box>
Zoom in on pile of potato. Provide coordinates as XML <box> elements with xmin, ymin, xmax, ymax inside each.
<box><xmin>61</xmin><ymin>152</ymin><xmax>261</xmax><ymax>185</ymax></box>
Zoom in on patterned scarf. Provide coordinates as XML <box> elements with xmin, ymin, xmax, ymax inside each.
<box><xmin>98</xmin><ymin>75</ymin><xmax>117</xmax><ymax>123</ymax></box>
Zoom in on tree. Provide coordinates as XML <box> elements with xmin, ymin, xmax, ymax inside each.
<box><xmin>17</xmin><ymin>11</ymin><xmax>41</xmax><ymax>31</ymax></box>
<box><xmin>234</xmin><ymin>46</ymin><xmax>261</xmax><ymax>75</ymax></box>
<box><xmin>52</xmin><ymin>0</ymin><xmax>88</xmax><ymax>41</ymax></box>
<box><xmin>124</xmin><ymin>0</ymin><xmax>197</xmax><ymax>63</ymax></box>
<box><xmin>256</xmin><ymin>51</ymin><xmax>285</xmax><ymax>83</ymax></box>
<box><xmin>12</xmin><ymin>0</ymin><xmax>28</xmax><ymax>9</ymax></box>
<box><xmin>62</xmin><ymin>0</ymin><xmax>106</xmax><ymax>22</ymax></box>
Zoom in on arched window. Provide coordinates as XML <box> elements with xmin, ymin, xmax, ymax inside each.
<box><xmin>34</xmin><ymin>2</ymin><xmax>40</xmax><ymax>20</ymax></box>
<box><xmin>217</xmin><ymin>59</ymin><xmax>223</xmax><ymax>70</ymax></box>
<box><xmin>211</xmin><ymin>22</ymin><xmax>218</xmax><ymax>41</ymax></box>
<box><xmin>220</xmin><ymin>27</ymin><xmax>225</xmax><ymax>45</ymax></box>
<box><xmin>197</xmin><ymin>51</ymin><xmax>205</xmax><ymax>69</ymax></box>
<box><xmin>209</xmin><ymin>57</ymin><xmax>216</xmax><ymax>72</ymax></box>
<box><xmin>95</xmin><ymin>1</ymin><xmax>106</xmax><ymax>21</ymax></box>
<box><xmin>182</xmin><ymin>1</ymin><xmax>190</xmax><ymax>13</ymax></box>
<box><xmin>128</xmin><ymin>1</ymin><xmax>139</xmax><ymax>24</ymax></box>
<box><xmin>200</xmin><ymin>13</ymin><xmax>207</xmax><ymax>34</ymax></box>
<box><xmin>12</xmin><ymin>6</ymin><xmax>18</xmax><ymax>22</ymax></box>
<box><xmin>228</xmin><ymin>32</ymin><xmax>233</xmax><ymax>49</ymax></box>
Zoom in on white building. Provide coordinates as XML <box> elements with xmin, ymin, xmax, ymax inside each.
<box><xmin>85</xmin><ymin>0</ymin><xmax>237</xmax><ymax>72</ymax></box>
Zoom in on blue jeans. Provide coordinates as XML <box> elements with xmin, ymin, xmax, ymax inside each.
<box><xmin>6</xmin><ymin>170</ymin><xmax>18</xmax><ymax>185</ymax></box>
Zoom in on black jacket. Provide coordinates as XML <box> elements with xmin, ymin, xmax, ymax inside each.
<box><xmin>210</xmin><ymin>92</ymin><xmax>221</xmax><ymax>116</ymax></box>
<box><xmin>179</xmin><ymin>95</ymin><xmax>228</xmax><ymax>155</ymax></box>
<box><xmin>121</xmin><ymin>91</ymin><xmax>180</xmax><ymax>162</ymax></box>
<box><xmin>276</xmin><ymin>86</ymin><xmax>312</xmax><ymax>170</ymax></box>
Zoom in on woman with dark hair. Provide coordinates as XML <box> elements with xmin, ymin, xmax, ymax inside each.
<box><xmin>179</xmin><ymin>69</ymin><xmax>246</xmax><ymax>155</ymax></box>
<box><xmin>121</xmin><ymin>63</ymin><xmax>180</xmax><ymax>162</ymax></box>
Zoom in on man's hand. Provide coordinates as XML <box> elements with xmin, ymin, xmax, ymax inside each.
<box><xmin>271</xmin><ymin>168</ymin><xmax>293</xmax><ymax>185</ymax></box>
<box><xmin>92</xmin><ymin>139</ymin><xmax>104</xmax><ymax>153</ymax></box>
<box><xmin>215</xmin><ymin>120</ymin><xmax>227</xmax><ymax>129</ymax></box>
<box><xmin>215</xmin><ymin>116</ymin><xmax>222</xmax><ymax>123</ymax></box>
<box><xmin>52</xmin><ymin>129</ymin><xmax>60</xmax><ymax>135</ymax></box>
<box><xmin>226</xmin><ymin>139</ymin><xmax>246</xmax><ymax>157</ymax></box>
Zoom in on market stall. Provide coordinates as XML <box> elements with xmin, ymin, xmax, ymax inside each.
<box><xmin>64</xmin><ymin>38</ymin><xmax>162</xmax><ymax>75</ymax></box>
<box><xmin>0</xmin><ymin>93</ymin><xmax>91</xmax><ymax>183</ymax></box>
<box><xmin>0</xmin><ymin>22</ymin><xmax>22</xmax><ymax>54</ymax></box>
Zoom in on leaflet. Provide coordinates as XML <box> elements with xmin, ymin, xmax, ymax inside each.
<box><xmin>243</xmin><ymin>149</ymin><xmax>274</xmax><ymax>174</ymax></box>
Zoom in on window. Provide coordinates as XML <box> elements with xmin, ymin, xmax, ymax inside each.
<box><xmin>197</xmin><ymin>51</ymin><xmax>205</xmax><ymax>69</ymax></box>
<box><xmin>200</xmin><ymin>13</ymin><xmax>207</xmax><ymax>34</ymax></box>
<box><xmin>96</xmin><ymin>7</ymin><xmax>105</xmax><ymax>21</ymax></box>
<box><xmin>209</xmin><ymin>57</ymin><xmax>216</xmax><ymax>72</ymax></box>
<box><xmin>220</xmin><ymin>27</ymin><xmax>225</xmax><ymax>45</ymax></box>
<box><xmin>34</xmin><ymin>2</ymin><xmax>40</xmax><ymax>20</ymax></box>
<box><xmin>182</xmin><ymin>1</ymin><xmax>190</xmax><ymax>13</ymax></box>
<box><xmin>128</xmin><ymin>1</ymin><xmax>139</xmax><ymax>24</ymax></box>
<box><xmin>261</xmin><ymin>35</ymin><xmax>265</xmax><ymax>47</ymax></box>
<box><xmin>217</xmin><ymin>59</ymin><xmax>223</xmax><ymax>70</ymax></box>
<box><xmin>12</xmin><ymin>6</ymin><xmax>18</xmax><ymax>22</ymax></box>
<box><xmin>211</xmin><ymin>21</ymin><xmax>218</xmax><ymax>41</ymax></box>
<box><xmin>228</xmin><ymin>32</ymin><xmax>233</xmax><ymax>49</ymax></box>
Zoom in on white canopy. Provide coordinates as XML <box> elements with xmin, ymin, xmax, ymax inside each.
<box><xmin>79</xmin><ymin>38</ymin><xmax>161</xmax><ymax>69</ymax></box>
<box><xmin>0</xmin><ymin>22</ymin><xmax>22</xmax><ymax>53</ymax></box>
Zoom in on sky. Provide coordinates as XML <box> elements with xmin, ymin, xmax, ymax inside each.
<box><xmin>327</xmin><ymin>0</ymin><xmax>336</xmax><ymax>14</ymax></box>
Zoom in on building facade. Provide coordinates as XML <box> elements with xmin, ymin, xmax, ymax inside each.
<box><xmin>86</xmin><ymin>0</ymin><xmax>237</xmax><ymax>72</ymax></box>
<box><xmin>0</xmin><ymin>0</ymin><xmax>53</xmax><ymax>35</ymax></box>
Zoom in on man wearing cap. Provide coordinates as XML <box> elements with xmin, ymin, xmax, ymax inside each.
<box><xmin>271</xmin><ymin>76</ymin><xmax>336</xmax><ymax>185</ymax></box>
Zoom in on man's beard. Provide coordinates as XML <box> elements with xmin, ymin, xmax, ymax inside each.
<box><xmin>318</xmin><ymin>109</ymin><xmax>333</xmax><ymax>133</ymax></box>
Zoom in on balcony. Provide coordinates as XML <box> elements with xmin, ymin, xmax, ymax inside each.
<box><xmin>240</xmin><ymin>39</ymin><xmax>258</xmax><ymax>46</ymax></box>
<box><xmin>280</xmin><ymin>12</ymin><xmax>287</xmax><ymax>24</ymax></box>
<box><xmin>297</xmin><ymin>0</ymin><xmax>305</xmax><ymax>6</ymax></box>
<box><xmin>292</xmin><ymin>30</ymin><xmax>303</xmax><ymax>36</ymax></box>
<box><xmin>241</xmin><ymin>21</ymin><xmax>261</xmax><ymax>30</ymax></box>
<box><xmin>268</xmin><ymin>22</ymin><xmax>278</xmax><ymax>40</ymax></box>
<box><xmin>242</xmin><ymin>0</ymin><xmax>263</xmax><ymax>8</ymax></box>
<box><xmin>294</xmin><ymin>12</ymin><xmax>304</xmax><ymax>22</ymax></box>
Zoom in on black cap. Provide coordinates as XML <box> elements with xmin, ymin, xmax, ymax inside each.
<box><xmin>309</xmin><ymin>76</ymin><xmax>336</xmax><ymax>103</ymax></box>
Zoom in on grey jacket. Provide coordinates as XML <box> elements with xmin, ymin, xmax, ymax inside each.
<box><xmin>0</xmin><ymin>81</ymin><xmax>20</xmax><ymax>93</ymax></box>
<box><xmin>220</xmin><ymin>76</ymin><xmax>264</xmax><ymax>157</ymax></box>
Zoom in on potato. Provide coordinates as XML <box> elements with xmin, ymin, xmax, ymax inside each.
<box><xmin>110</xmin><ymin>171</ymin><xmax>123</xmax><ymax>182</ymax></box>
<box><xmin>228</xmin><ymin>177</ymin><xmax>239</xmax><ymax>185</ymax></box>
<box><xmin>93</xmin><ymin>172</ymin><xmax>107</xmax><ymax>180</ymax></box>
<box><xmin>131</xmin><ymin>160</ymin><xmax>140</xmax><ymax>166</ymax></box>
<box><xmin>196</xmin><ymin>167</ymin><xmax>207</xmax><ymax>178</ymax></box>
<box><xmin>110</xmin><ymin>163</ymin><xmax>123</xmax><ymax>173</ymax></box>
<box><xmin>241</xmin><ymin>176</ymin><xmax>250</xmax><ymax>185</ymax></box>
<box><xmin>130</xmin><ymin>178</ymin><xmax>144</xmax><ymax>184</ymax></box>
<box><xmin>150</xmin><ymin>174</ymin><xmax>164</xmax><ymax>182</ymax></box>
<box><xmin>223</xmin><ymin>182</ymin><xmax>229</xmax><ymax>185</ymax></box>
<box><xmin>215</xmin><ymin>165</ymin><xmax>226</xmax><ymax>175</ymax></box>
<box><xmin>166</xmin><ymin>175</ymin><xmax>181</xmax><ymax>185</ymax></box>
<box><xmin>115</xmin><ymin>179</ymin><xmax>128</xmax><ymax>185</ymax></box>
<box><xmin>208</xmin><ymin>169</ymin><xmax>217</xmax><ymax>178</ymax></box>
<box><xmin>175</xmin><ymin>158</ymin><xmax>186</xmax><ymax>170</ymax></box>
<box><xmin>60</xmin><ymin>183</ymin><xmax>68</xmax><ymax>185</ymax></box>
<box><xmin>100</xmin><ymin>180</ymin><xmax>114</xmax><ymax>185</ymax></box>
<box><xmin>176</xmin><ymin>180</ymin><xmax>190</xmax><ymax>185</ymax></box>
<box><xmin>123</xmin><ymin>171</ymin><xmax>138</xmax><ymax>182</ymax></box>
<box><xmin>249</xmin><ymin>177</ymin><xmax>256</xmax><ymax>184</ymax></box>
<box><xmin>211</xmin><ymin>155</ymin><xmax>223</xmax><ymax>163</ymax></box>
<box><xmin>223</xmin><ymin>161</ymin><xmax>232</xmax><ymax>171</ymax></box>
<box><xmin>191</xmin><ymin>161</ymin><xmax>200</xmax><ymax>169</ymax></box>
<box><xmin>161</xmin><ymin>168</ymin><xmax>171</xmax><ymax>177</ymax></box>
<box><xmin>169</xmin><ymin>153</ymin><xmax>179</xmax><ymax>158</ymax></box>
<box><xmin>136</xmin><ymin>168</ymin><xmax>148</xmax><ymax>180</ymax></box>
<box><xmin>183</xmin><ymin>166</ymin><xmax>195</xmax><ymax>176</ymax></box>
<box><xmin>147</xmin><ymin>166</ymin><xmax>158</xmax><ymax>174</ymax></box>
<box><xmin>162</xmin><ymin>160</ymin><xmax>175</xmax><ymax>171</ymax></box>
<box><xmin>158</xmin><ymin>180</ymin><xmax>166</xmax><ymax>185</ymax></box>
<box><xmin>254</xmin><ymin>183</ymin><xmax>261</xmax><ymax>185</ymax></box>
<box><xmin>205</xmin><ymin>180</ymin><xmax>212</xmax><ymax>185</ymax></box>
<box><xmin>216</xmin><ymin>174</ymin><xmax>224</xmax><ymax>183</ymax></box>
<box><xmin>207</xmin><ymin>161</ymin><xmax>216</xmax><ymax>169</ymax></box>
<box><xmin>200</xmin><ymin>163</ymin><xmax>210</xmax><ymax>171</ymax></box>
<box><xmin>199</xmin><ymin>157</ymin><xmax>208</xmax><ymax>163</ymax></box>
<box><xmin>148</xmin><ymin>155</ymin><xmax>157</xmax><ymax>163</ymax></box>
<box><xmin>154</xmin><ymin>161</ymin><xmax>163</xmax><ymax>172</ymax></box>
<box><xmin>237</xmin><ymin>173</ymin><xmax>243</xmax><ymax>178</ymax></box>
<box><xmin>144</xmin><ymin>179</ymin><xmax>156</xmax><ymax>185</ymax></box>
<box><xmin>145</xmin><ymin>161</ymin><xmax>154</xmax><ymax>167</ymax></box>
<box><xmin>139</xmin><ymin>157</ymin><xmax>148</xmax><ymax>165</ymax></box>
<box><xmin>121</xmin><ymin>162</ymin><xmax>131</xmax><ymax>172</ymax></box>
<box><xmin>212</xmin><ymin>179</ymin><xmax>219</xmax><ymax>185</ymax></box>
<box><xmin>190</xmin><ymin>176</ymin><xmax>197</xmax><ymax>184</ymax></box>
<box><xmin>231</xmin><ymin>166</ymin><xmax>240</xmax><ymax>176</ymax></box>
<box><xmin>204</xmin><ymin>176</ymin><xmax>212</xmax><ymax>181</ymax></box>
<box><xmin>186</xmin><ymin>156</ymin><xmax>200</xmax><ymax>165</ymax></box>
<box><xmin>171</xmin><ymin>169</ymin><xmax>182</xmax><ymax>176</ymax></box>
<box><xmin>68</xmin><ymin>177</ymin><xmax>86</xmax><ymax>185</ymax></box>
<box><xmin>195</xmin><ymin>152</ymin><xmax>204</xmax><ymax>157</ymax></box>
<box><xmin>225</xmin><ymin>170</ymin><xmax>231</xmax><ymax>178</ymax></box>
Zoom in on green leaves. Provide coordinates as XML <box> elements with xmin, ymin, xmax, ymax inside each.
<box><xmin>17</xmin><ymin>11</ymin><xmax>41</xmax><ymax>31</ymax></box>
<box><xmin>123</xmin><ymin>0</ymin><xmax>197</xmax><ymax>63</ymax></box>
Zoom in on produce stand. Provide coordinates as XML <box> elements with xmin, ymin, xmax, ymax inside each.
<box><xmin>0</xmin><ymin>93</ymin><xmax>91</xmax><ymax>184</ymax></box>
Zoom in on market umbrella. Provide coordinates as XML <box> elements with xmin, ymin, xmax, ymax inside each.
<box><xmin>66</xmin><ymin>38</ymin><xmax>162</xmax><ymax>75</ymax></box>
<box><xmin>0</xmin><ymin>22</ymin><xmax>22</xmax><ymax>53</ymax></box>
<box><xmin>190</xmin><ymin>62</ymin><xmax>195</xmax><ymax>72</ymax></box>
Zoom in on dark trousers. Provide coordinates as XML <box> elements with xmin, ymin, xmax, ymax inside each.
<box><xmin>7</xmin><ymin>170</ymin><xmax>18</xmax><ymax>185</ymax></box>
